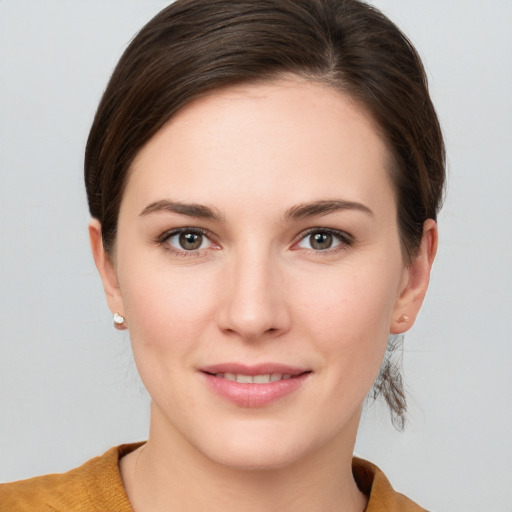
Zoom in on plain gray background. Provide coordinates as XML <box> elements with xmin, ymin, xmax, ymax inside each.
<box><xmin>1</xmin><ymin>1</ymin><xmax>511</xmax><ymax>511</ymax></box>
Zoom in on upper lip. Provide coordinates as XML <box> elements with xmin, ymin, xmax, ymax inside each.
<box><xmin>200</xmin><ymin>363</ymin><xmax>309</xmax><ymax>376</ymax></box>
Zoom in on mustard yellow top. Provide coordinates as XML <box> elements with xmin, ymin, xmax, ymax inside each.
<box><xmin>0</xmin><ymin>444</ymin><xmax>427</xmax><ymax>511</ymax></box>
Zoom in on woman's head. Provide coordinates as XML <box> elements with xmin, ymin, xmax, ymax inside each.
<box><xmin>91</xmin><ymin>77</ymin><xmax>438</xmax><ymax>469</ymax></box>
<box><xmin>86</xmin><ymin>0</ymin><xmax>444</xmax><ymax>438</ymax></box>
<box><xmin>85</xmin><ymin>0</ymin><xmax>445</xmax><ymax>262</ymax></box>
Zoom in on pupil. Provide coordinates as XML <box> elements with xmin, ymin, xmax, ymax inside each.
<box><xmin>179</xmin><ymin>232</ymin><xmax>202</xmax><ymax>250</ymax></box>
<box><xmin>311</xmin><ymin>232</ymin><xmax>332</xmax><ymax>250</ymax></box>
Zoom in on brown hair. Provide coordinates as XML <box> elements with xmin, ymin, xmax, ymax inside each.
<box><xmin>85</xmin><ymin>0</ymin><xmax>445</xmax><ymax>427</ymax></box>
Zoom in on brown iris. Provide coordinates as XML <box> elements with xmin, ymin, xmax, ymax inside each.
<box><xmin>309</xmin><ymin>232</ymin><xmax>333</xmax><ymax>250</ymax></box>
<box><xmin>179</xmin><ymin>232</ymin><xmax>203</xmax><ymax>250</ymax></box>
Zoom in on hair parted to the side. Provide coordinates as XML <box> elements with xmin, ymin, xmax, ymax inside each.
<box><xmin>84</xmin><ymin>0</ymin><xmax>445</xmax><ymax>428</ymax></box>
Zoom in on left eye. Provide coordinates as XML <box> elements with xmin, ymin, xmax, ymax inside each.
<box><xmin>165</xmin><ymin>230</ymin><xmax>211</xmax><ymax>251</ymax></box>
<box><xmin>297</xmin><ymin>230</ymin><xmax>345</xmax><ymax>251</ymax></box>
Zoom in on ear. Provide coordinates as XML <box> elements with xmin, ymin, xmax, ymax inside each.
<box><xmin>390</xmin><ymin>219</ymin><xmax>438</xmax><ymax>334</ymax></box>
<box><xmin>88</xmin><ymin>219</ymin><xmax>125</xmax><ymax>319</ymax></box>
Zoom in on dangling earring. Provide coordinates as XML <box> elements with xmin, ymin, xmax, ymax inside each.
<box><xmin>113</xmin><ymin>313</ymin><xmax>126</xmax><ymax>330</ymax></box>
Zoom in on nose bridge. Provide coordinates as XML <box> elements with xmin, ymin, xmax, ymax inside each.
<box><xmin>218</xmin><ymin>240</ymin><xmax>289</xmax><ymax>339</ymax></box>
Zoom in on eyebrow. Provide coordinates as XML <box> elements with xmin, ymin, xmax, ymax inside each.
<box><xmin>283</xmin><ymin>199</ymin><xmax>373</xmax><ymax>222</ymax></box>
<box><xmin>139</xmin><ymin>200</ymin><xmax>224</xmax><ymax>221</ymax></box>
<box><xmin>139</xmin><ymin>198</ymin><xmax>373</xmax><ymax>223</ymax></box>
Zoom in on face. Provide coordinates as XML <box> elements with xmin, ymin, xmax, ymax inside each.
<box><xmin>95</xmin><ymin>79</ymin><xmax>430</xmax><ymax>470</ymax></box>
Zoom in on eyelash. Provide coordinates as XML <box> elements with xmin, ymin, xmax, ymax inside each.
<box><xmin>293</xmin><ymin>228</ymin><xmax>353</xmax><ymax>254</ymax></box>
<box><xmin>156</xmin><ymin>227</ymin><xmax>216</xmax><ymax>257</ymax></box>
<box><xmin>156</xmin><ymin>227</ymin><xmax>353</xmax><ymax>257</ymax></box>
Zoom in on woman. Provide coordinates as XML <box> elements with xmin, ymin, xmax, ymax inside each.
<box><xmin>0</xmin><ymin>0</ymin><xmax>444</xmax><ymax>510</ymax></box>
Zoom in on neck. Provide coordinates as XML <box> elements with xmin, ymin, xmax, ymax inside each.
<box><xmin>121</xmin><ymin>406</ymin><xmax>367</xmax><ymax>512</ymax></box>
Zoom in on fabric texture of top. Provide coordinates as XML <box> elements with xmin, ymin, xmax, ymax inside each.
<box><xmin>0</xmin><ymin>443</ymin><xmax>427</xmax><ymax>511</ymax></box>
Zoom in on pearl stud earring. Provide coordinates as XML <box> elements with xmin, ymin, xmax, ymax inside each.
<box><xmin>113</xmin><ymin>313</ymin><xmax>126</xmax><ymax>330</ymax></box>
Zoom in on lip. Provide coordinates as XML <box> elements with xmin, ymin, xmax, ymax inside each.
<box><xmin>200</xmin><ymin>363</ymin><xmax>311</xmax><ymax>408</ymax></box>
<box><xmin>201</xmin><ymin>362</ymin><xmax>308</xmax><ymax>376</ymax></box>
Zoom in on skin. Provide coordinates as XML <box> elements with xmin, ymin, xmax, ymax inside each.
<box><xmin>90</xmin><ymin>78</ymin><xmax>437</xmax><ymax>512</ymax></box>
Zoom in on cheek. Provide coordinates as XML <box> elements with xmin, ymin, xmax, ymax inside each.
<box><xmin>117</xmin><ymin>264</ymin><xmax>221</xmax><ymax>410</ymax></box>
<box><xmin>294</xmin><ymin>258</ymin><xmax>402</xmax><ymax>389</ymax></box>
<box><xmin>296</xmin><ymin>261</ymin><xmax>400</xmax><ymax>339</ymax></box>
<box><xmin>117</xmin><ymin>253</ymin><xmax>218</xmax><ymax>359</ymax></box>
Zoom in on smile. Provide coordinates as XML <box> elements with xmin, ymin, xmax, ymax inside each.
<box><xmin>214</xmin><ymin>373</ymin><xmax>293</xmax><ymax>383</ymax></box>
<box><xmin>201</xmin><ymin>365</ymin><xmax>311</xmax><ymax>407</ymax></box>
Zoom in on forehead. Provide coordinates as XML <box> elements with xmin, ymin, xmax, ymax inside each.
<box><xmin>126</xmin><ymin>78</ymin><xmax>395</xmax><ymax>216</ymax></box>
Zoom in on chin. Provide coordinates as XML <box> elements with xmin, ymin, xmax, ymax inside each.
<box><xmin>190</xmin><ymin>420</ymin><xmax>337</xmax><ymax>472</ymax></box>
<box><xmin>203</xmin><ymin>439</ymin><xmax>306</xmax><ymax>472</ymax></box>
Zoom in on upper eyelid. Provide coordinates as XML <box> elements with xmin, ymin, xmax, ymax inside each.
<box><xmin>156</xmin><ymin>226</ymin><xmax>353</xmax><ymax>249</ymax></box>
<box><xmin>295</xmin><ymin>227</ymin><xmax>353</xmax><ymax>244</ymax></box>
<box><xmin>157</xmin><ymin>226</ymin><xmax>212</xmax><ymax>243</ymax></box>
<box><xmin>157</xmin><ymin>227</ymin><xmax>216</xmax><ymax>257</ymax></box>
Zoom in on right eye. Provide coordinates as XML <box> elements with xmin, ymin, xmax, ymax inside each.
<box><xmin>163</xmin><ymin>229</ymin><xmax>213</xmax><ymax>253</ymax></box>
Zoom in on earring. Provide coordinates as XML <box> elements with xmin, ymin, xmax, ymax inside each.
<box><xmin>397</xmin><ymin>314</ymin><xmax>409</xmax><ymax>324</ymax></box>
<box><xmin>113</xmin><ymin>313</ymin><xmax>126</xmax><ymax>330</ymax></box>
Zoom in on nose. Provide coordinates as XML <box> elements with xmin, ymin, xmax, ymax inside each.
<box><xmin>216</xmin><ymin>246</ymin><xmax>291</xmax><ymax>341</ymax></box>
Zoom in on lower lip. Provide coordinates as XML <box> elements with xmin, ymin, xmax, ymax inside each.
<box><xmin>202</xmin><ymin>373</ymin><xmax>310</xmax><ymax>407</ymax></box>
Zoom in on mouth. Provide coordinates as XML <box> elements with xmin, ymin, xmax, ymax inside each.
<box><xmin>214</xmin><ymin>372</ymin><xmax>293</xmax><ymax>383</ymax></box>
<box><xmin>200</xmin><ymin>362</ymin><xmax>310</xmax><ymax>381</ymax></box>
<box><xmin>200</xmin><ymin>364</ymin><xmax>311</xmax><ymax>407</ymax></box>
<box><xmin>204</xmin><ymin>372</ymin><xmax>305</xmax><ymax>383</ymax></box>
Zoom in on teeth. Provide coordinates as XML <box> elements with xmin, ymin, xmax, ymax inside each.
<box><xmin>253</xmin><ymin>374</ymin><xmax>270</xmax><ymax>383</ymax></box>
<box><xmin>215</xmin><ymin>373</ymin><xmax>293</xmax><ymax>383</ymax></box>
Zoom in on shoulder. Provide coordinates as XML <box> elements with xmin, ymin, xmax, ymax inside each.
<box><xmin>352</xmin><ymin>457</ymin><xmax>428</xmax><ymax>512</ymax></box>
<box><xmin>0</xmin><ymin>443</ymin><xmax>142</xmax><ymax>512</ymax></box>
